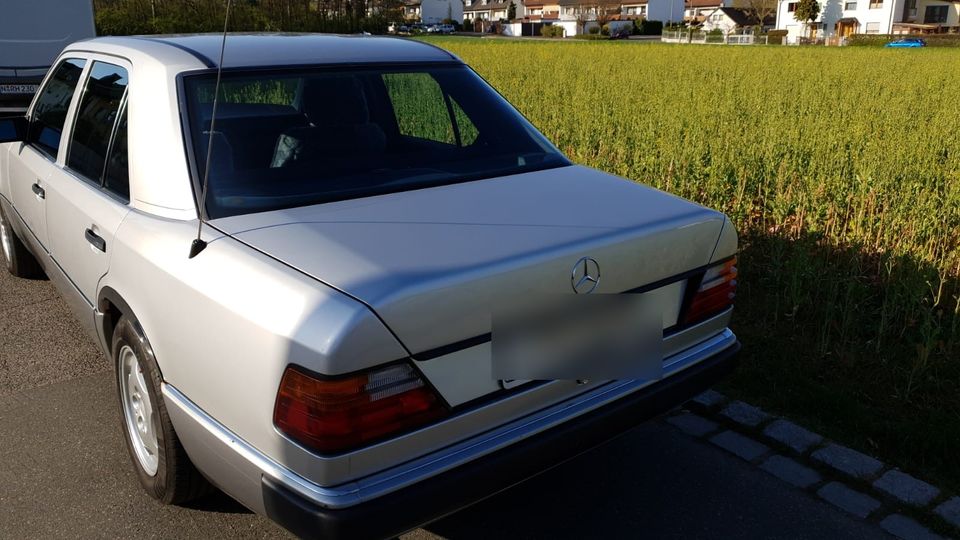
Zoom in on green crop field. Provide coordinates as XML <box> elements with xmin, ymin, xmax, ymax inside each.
<box><xmin>425</xmin><ymin>37</ymin><xmax>960</xmax><ymax>492</ymax></box>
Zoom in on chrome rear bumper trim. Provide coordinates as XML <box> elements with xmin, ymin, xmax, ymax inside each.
<box><xmin>162</xmin><ymin>328</ymin><xmax>737</xmax><ymax>510</ymax></box>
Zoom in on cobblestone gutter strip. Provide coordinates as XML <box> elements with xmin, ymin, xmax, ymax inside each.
<box><xmin>667</xmin><ymin>390</ymin><xmax>960</xmax><ymax>540</ymax></box>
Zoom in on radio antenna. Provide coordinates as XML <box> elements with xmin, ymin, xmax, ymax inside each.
<box><xmin>189</xmin><ymin>0</ymin><xmax>232</xmax><ymax>259</ymax></box>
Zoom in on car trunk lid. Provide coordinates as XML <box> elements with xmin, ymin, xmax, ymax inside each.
<box><xmin>213</xmin><ymin>165</ymin><xmax>725</xmax><ymax>401</ymax></box>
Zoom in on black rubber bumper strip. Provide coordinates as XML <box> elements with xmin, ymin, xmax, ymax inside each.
<box><xmin>262</xmin><ymin>341</ymin><xmax>741</xmax><ymax>540</ymax></box>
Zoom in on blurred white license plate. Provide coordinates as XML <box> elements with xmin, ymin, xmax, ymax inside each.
<box><xmin>492</xmin><ymin>295</ymin><xmax>663</xmax><ymax>381</ymax></box>
<box><xmin>0</xmin><ymin>84</ymin><xmax>38</xmax><ymax>95</ymax></box>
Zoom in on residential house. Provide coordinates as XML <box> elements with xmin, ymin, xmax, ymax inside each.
<box><xmin>685</xmin><ymin>0</ymin><xmax>734</xmax><ymax>23</ymax></box>
<box><xmin>774</xmin><ymin>0</ymin><xmax>959</xmax><ymax>39</ymax></box>
<box><xmin>404</xmin><ymin>0</ymin><xmax>464</xmax><ymax>23</ymax></box>
<box><xmin>521</xmin><ymin>0</ymin><xmax>683</xmax><ymax>27</ymax></box>
<box><xmin>890</xmin><ymin>0</ymin><xmax>960</xmax><ymax>33</ymax></box>
<box><xmin>519</xmin><ymin>0</ymin><xmax>555</xmax><ymax>20</ymax></box>
<box><xmin>465</xmin><ymin>0</ymin><xmax>519</xmax><ymax>21</ymax></box>
<box><xmin>701</xmin><ymin>6</ymin><xmax>776</xmax><ymax>31</ymax></box>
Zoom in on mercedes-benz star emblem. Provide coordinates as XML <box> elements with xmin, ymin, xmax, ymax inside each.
<box><xmin>571</xmin><ymin>257</ymin><xmax>600</xmax><ymax>294</ymax></box>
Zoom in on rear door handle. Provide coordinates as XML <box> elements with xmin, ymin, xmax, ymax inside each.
<box><xmin>31</xmin><ymin>183</ymin><xmax>45</xmax><ymax>199</ymax></box>
<box><xmin>84</xmin><ymin>228</ymin><xmax>106</xmax><ymax>252</ymax></box>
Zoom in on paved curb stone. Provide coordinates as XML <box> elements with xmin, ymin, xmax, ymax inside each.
<box><xmin>709</xmin><ymin>430</ymin><xmax>769</xmax><ymax>462</ymax></box>
<box><xmin>873</xmin><ymin>469</ymin><xmax>940</xmax><ymax>507</ymax></box>
<box><xmin>690</xmin><ymin>389</ymin><xmax>726</xmax><ymax>409</ymax></box>
<box><xmin>934</xmin><ymin>497</ymin><xmax>960</xmax><ymax>529</ymax></box>
<box><xmin>759</xmin><ymin>455</ymin><xmax>822</xmax><ymax>489</ymax></box>
<box><xmin>816</xmin><ymin>482</ymin><xmax>881</xmax><ymax>519</ymax></box>
<box><xmin>666</xmin><ymin>413</ymin><xmax>718</xmax><ymax>437</ymax></box>
<box><xmin>811</xmin><ymin>444</ymin><xmax>885</xmax><ymax>480</ymax></box>
<box><xmin>763</xmin><ymin>419</ymin><xmax>823</xmax><ymax>454</ymax></box>
<box><xmin>673</xmin><ymin>397</ymin><xmax>960</xmax><ymax>538</ymax></box>
<box><xmin>720</xmin><ymin>400</ymin><xmax>771</xmax><ymax>428</ymax></box>
<box><xmin>879</xmin><ymin>514</ymin><xmax>944</xmax><ymax>540</ymax></box>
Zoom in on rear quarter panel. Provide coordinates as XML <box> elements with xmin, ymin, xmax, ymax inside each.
<box><xmin>99</xmin><ymin>210</ymin><xmax>410</xmax><ymax>485</ymax></box>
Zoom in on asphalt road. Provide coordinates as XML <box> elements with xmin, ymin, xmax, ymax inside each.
<box><xmin>0</xmin><ymin>267</ymin><xmax>892</xmax><ymax>539</ymax></box>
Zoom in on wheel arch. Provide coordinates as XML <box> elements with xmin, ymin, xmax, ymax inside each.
<box><xmin>98</xmin><ymin>286</ymin><xmax>162</xmax><ymax>379</ymax></box>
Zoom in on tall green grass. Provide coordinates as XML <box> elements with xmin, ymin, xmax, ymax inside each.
<box><xmin>426</xmin><ymin>38</ymin><xmax>960</xmax><ymax>490</ymax></box>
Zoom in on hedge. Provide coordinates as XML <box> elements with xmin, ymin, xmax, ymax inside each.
<box><xmin>847</xmin><ymin>33</ymin><xmax>960</xmax><ymax>47</ymax></box>
<box><xmin>539</xmin><ymin>25</ymin><xmax>565</xmax><ymax>37</ymax></box>
<box><xmin>634</xmin><ymin>19</ymin><xmax>663</xmax><ymax>35</ymax></box>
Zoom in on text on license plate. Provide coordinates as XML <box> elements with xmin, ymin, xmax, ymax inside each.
<box><xmin>0</xmin><ymin>84</ymin><xmax>39</xmax><ymax>95</ymax></box>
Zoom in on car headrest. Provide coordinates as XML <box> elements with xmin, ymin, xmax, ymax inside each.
<box><xmin>270</xmin><ymin>124</ymin><xmax>387</xmax><ymax>168</ymax></box>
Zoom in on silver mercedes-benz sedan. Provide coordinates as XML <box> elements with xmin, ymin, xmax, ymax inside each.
<box><xmin>0</xmin><ymin>34</ymin><xmax>740</xmax><ymax>539</ymax></box>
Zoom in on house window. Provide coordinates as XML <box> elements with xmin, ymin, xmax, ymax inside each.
<box><xmin>924</xmin><ymin>5</ymin><xmax>948</xmax><ymax>22</ymax></box>
<box><xmin>903</xmin><ymin>0</ymin><xmax>917</xmax><ymax>17</ymax></box>
<box><xmin>869</xmin><ymin>0</ymin><xmax>882</xmax><ymax>8</ymax></box>
<box><xmin>865</xmin><ymin>21</ymin><xmax>880</xmax><ymax>32</ymax></box>
<box><xmin>844</xmin><ymin>1</ymin><xmax>856</xmax><ymax>9</ymax></box>
<box><xmin>787</xmin><ymin>2</ymin><xmax>797</xmax><ymax>12</ymax></box>
<box><xmin>712</xmin><ymin>13</ymin><xmax>723</xmax><ymax>20</ymax></box>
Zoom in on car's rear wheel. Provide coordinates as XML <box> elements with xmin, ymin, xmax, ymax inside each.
<box><xmin>113</xmin><ymin>315</ymin><xmax>210</xmax><ymax>504</ymax></box>
<box><xmin>0</xmin><ymin>204</ymin><xmax>43</xmax><ymax>279</ymax></box>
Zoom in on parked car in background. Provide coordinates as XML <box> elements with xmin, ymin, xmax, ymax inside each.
<box><xmin>885</xmin><ymin>37</ymin><xmax>926</xmax><ymax>48</ymax></box>
<box><xmin>0</xmin><ymin>34</ymin><xmax>739</xmax><ymax>539</ymax></box>
<box><xmin>0</xmin><ymin>0</ymin><xmax>95</xmax><ymax>114</ymax></box>
<box><xmin>438</xmin><ymin>23</ymin><xmax>456</xmax><ymax>33</ymax></box>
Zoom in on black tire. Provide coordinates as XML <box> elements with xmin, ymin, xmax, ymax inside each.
<box><xmin>0</xmin><ymin>203</ymin><xmax>44</xmax><ymax>279</ymax></box>
<box><xmin>113</xmin><ymin>316</ymin><xmax>211</xmax><ymax>504</ymax></box>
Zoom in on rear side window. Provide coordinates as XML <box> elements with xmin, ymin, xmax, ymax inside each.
<box><xmin>384</xmin><ymin>73</ymin><xmax>456</xmax><ymax>145</ymax></box>
<box><xmin>383</xmin><ymin>73</ymin><xmax>479</xmax><ymax>147</ymax></box>
<box><xmin>68</xmin><ymin>62</ymin><xmax>129</xmax><ymax>184</ymax></box>
<box><xmin>103</xmin><ymin>106</ymin><xmax>129</xmax><ymax>201</ymax></box>
<box><xmin>29</xmin><ymin>58</ymin><xmax>86</xmax><ymax>157</ymax></box>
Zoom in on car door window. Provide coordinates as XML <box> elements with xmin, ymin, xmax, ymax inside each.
<box><xmin>103</xmin><ymin>106</ymin><xmax>129</xmax><ymax>201</ymax></box>
<box><xmin>67</xmin><ymin>61</ymin><xmax>128</xmax><ymax>185</ymax></box>
<box><xmin>28</xmin><ymin>58</ymin><xmax>86</xmax><ymax>158</ymax></box>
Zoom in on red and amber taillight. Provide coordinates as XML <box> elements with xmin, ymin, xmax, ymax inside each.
<box><xmin>274</xmin><ymin>363</ymin><xmax>447</xmax><ymax>454</ymax></box>
<box><xmin>682</xmin><ymin>257</ymin><xmax>737</xmax><ymax>326</ymax></box>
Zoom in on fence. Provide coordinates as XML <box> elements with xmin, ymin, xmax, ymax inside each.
<box><xmin>661</xmin><ymin>30</ymin><xmax>769</xmax><ymax>45</ymax></box>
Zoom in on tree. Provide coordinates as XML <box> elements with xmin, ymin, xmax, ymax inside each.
<box><xmin>792</xmin><ymin>0</ymin><xmax>820</xmax><ymax>39</ymax></box>
<box><xmin>573</xmin><ymin>1</ymin><xmax>592</xmax><ymax>33</ymax></box>
<box><xmin>594</xmin><ymin>0</ymin><xmax>620</xmax><ymax>28</ymax></box>
<box><xmin>507</xmin><ymin>1</ymin><xmax>516</xmax><ymax>20</ymax></box>
<box><xmin>734</xmin><ymin>0</ymin><xmax>776</xmax><ymax>30</ymax></box>
<box><xmin>572</xmin><ymin>0</ymin><xmax>619</xmax><ymax>34</ymax></box>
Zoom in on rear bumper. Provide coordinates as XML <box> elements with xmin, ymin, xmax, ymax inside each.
<box><xmin>261</xmin><ymin>339</ymin><xmax>740</xmax><ymax>540</ymax></box>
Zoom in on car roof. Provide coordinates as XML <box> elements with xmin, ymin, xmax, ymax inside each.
<box><xmin>68</xmin><ymin>33</ymin><xmax>460</xmax><ymax>71</ymax></box>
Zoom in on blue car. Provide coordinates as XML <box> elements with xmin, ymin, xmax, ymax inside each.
<box><xmin>886</xmin><ymin>37</ymin><xmax>926</xmax><ymax>47</ymax></box>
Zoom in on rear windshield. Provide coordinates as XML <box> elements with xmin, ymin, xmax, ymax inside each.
<box><xmin>183</xmin><ymin>64</ymin><xmax>569</xmax><ymax>219</ymax></box>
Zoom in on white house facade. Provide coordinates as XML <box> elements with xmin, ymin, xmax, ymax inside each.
<box><xmin>702</xmin><ymin>6</ymin><xmax>776</xmax><ymax>31</ymax></box>
<box><xmin>774</xmin><ymin>0</ymin><xmax>960</xmax><ymax>39</ymax></box>
<box><xmin>685</xmin><ymin>0</ymin><xmax>734</xmax><ymax>22</ymax></box>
